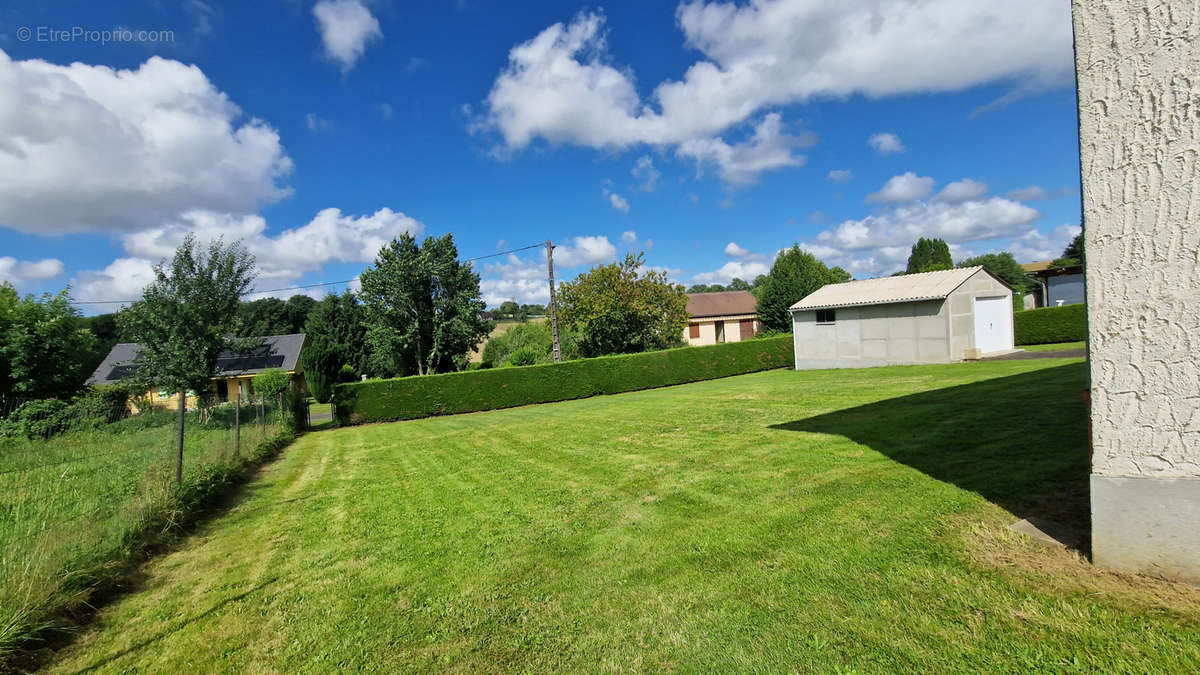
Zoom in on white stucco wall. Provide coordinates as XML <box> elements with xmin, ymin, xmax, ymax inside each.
<box><xmin>1075</xmin><ymin>0</ymin><xmax>1200</xmax><ymax>582</ymax></box>
<box><xmin>1075</xmin><ymin>3</ymin><xmax>1200</xmax><ymax>481</ymax></box>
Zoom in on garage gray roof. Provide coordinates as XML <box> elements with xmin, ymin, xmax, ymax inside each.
<box><xmin>87</xmin><ymin>334</ymin><xmax>306</xmax><ymax>386</ymax></box>
<box><xmin>790</xmin><ymin>266</ymin><xmax>989</xmax><ymax>311</ymax></box>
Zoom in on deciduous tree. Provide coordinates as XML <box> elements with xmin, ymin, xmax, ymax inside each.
<box><xmin>119</xmin><ymin>235</ymin><xmax>257</xmax><ymax>482</ymax></box>
<box><xmin>558</xmin><ymin>252</ymin><xmax>688</xmax><ymax>357</ymax></box>
<box><xmin>0</xmin><ymin>285</ymin><xmax>96</xmax><ymax>401</ymax></box>
<box><xmin>359</xmin><ymin>233</ymin><xmax>492</xmax><ymax>376</ymax></box>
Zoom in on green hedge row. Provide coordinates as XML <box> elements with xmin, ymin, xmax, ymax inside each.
<box><xmin>1014</xmin><ymin>303</ymin><xmax>1087</xmax><ymax>344</ymax></box>
<box><xmin>334</xmin><ymin>335</ymin><xmax>795</xmax><ymax>425</ymax></box>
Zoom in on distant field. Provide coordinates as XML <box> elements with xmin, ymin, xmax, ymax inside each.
<box><xmin>468</xmin><ymin>317</ymin><xmax>546</xmax><ymax>363</ymax></box>
<box><xmin>45</xmin><ymin>356</ymin><xmax>1200</xmax><ymax>672</ymax></box>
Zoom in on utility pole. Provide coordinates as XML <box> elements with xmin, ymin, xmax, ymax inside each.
<box><xmin>546</xmin><ymin>240</ymin><xmax>562</xmax><ymax>362</ymax></box>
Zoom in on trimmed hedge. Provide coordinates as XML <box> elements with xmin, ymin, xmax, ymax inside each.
<box><xmin>1014</xmin><ymin>303</ymin><xmax>1087</xmax><ymax>345</ymax></box>
<box><xmin>334</xmin><ymin>335</ymin><xmax>795</xmax><ymax>425</ymax></box>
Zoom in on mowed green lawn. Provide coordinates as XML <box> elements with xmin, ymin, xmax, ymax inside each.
<box><xmin>47</xmin><ymin>358</ymin><xmax>1200</xmax><ymax>672</ymax></box>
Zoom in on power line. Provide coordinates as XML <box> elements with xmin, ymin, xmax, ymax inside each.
<box><xmin>69</xmin><ymin>241</ymin><xmax>548</xmax><ymax>306</ymax></box>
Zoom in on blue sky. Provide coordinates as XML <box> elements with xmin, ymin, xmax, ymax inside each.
<box><xmin>0</xmin><ymin>0</ymin><xmax>1081</xmax><ymax>311</ymax></box>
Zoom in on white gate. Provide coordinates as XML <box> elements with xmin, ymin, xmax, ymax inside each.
<box><xmin>973</xmin><ymin>296</ymin><xmax>1013</xmax><ymax>354</ymax></box>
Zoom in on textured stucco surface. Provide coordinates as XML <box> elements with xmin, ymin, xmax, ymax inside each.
<box><xmin>1075</xmin><ymin>1</ymin><xmax>1200</xmax><ymax>480</ymax></box>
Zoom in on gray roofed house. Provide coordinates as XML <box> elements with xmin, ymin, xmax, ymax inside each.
<box><xmin>87</xmin><ymin>334</ymin><xmax>309</xmax><ymax>406</ymax></box>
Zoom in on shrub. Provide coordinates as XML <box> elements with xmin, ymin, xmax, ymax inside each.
<box><xmin>1014</xmin><ymin>303</ymin><xmax>1086</xmax><ymax>345</ymax></box>
<box><xmin>480</xmin><ymin>322</ymin><xmax>580</xmax><ymax>368</ymax></box>
<box><xmin>506</xmin><ymin>347</ymin><xmax>540</xmax><ymax>367</ymax></box>
<box><xmin>335</xmin><ymin>335</ymin><xmax>794</xmax><ymax>425</ymax></box>
<box><xmin>2</xmin><ymin>399</ymin><xmax>72</xmax><ymax>439</ymax></box>
<box><xmin>252</xmin><ymin>368</ymin><xmax>291</xmax><ymax>399</ymax></box>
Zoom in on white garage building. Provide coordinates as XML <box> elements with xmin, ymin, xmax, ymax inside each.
<box><xmin>788</xmin><ymin>266</ymin><xmax>1014</xmax><ymax>369</ymax></box>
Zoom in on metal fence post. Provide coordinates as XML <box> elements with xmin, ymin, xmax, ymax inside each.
<box><xmin>234</xmin><ymin>391</ymin><xmax>241</xmax><ymax>458</ymax></box>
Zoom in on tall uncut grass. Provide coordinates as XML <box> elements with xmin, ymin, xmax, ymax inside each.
<box><xmin>0</xmin><ymin>401</ymin><xmax>284</xmax><ymax>658</ymax></box>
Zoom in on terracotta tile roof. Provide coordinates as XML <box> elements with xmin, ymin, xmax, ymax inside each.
<box><xmin>686</xmin><ymin>290</ymin><xmax>758</xmax><ymax>318</ymax></box>
<box><xmin>790</xmin><ymin>267</ymin><xmax>988</xmax><ymax>311</ymax></box>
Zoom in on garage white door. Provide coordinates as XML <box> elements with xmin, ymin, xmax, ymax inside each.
<box><xmin>973</xmin><ymin>296</ymin><xmax>1013</xmax><ymax>354</ymax></box>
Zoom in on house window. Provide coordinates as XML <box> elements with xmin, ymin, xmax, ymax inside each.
<box><xmin>689</xmin><ymin>323</ymin><xmax>700</xmax><ymax>339</ymax></box>
<box><xmin>714</xmin><ymin>321</ymin><xmax>725</xmax><ymax>343</ymax></box>
<box><xmin>158</xmin><ymin>389</ymin><xmax>170</xmax><ymax>399</ymax></box>
<box><xmin>816</xmin><ymin>309</ymin><xmax>836</xmax><ymax>324</ymax></box>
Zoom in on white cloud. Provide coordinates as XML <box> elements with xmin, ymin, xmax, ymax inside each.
<box><xmin>935</xmin><ymin>178</ymin><xmax>988</xmax><ymax>203</ymax></box>
<box><xmin>868</xmin><ymin>132</ymin><xmax>906</xmax><ymax>155</ymax></box>
<box><xmin>551</xmin><ymin>235</ymin><xmax>618</xmax><ymax>268</ymax></box>
<box><xmin>480</xmin><ymin>234</ymin><xmax>621</xmax><ymax>305</ymax></box>
<box><xmin>677</xmin><ymin>113</ymin><xmax>813</xmax><ymax>185</ymax></box>
<box><xmin>1008</xmin><ymin>223</ymin><xmax>1081</xmax><ymax>262</ymax></box>
<box><xmin>691</xmin><ymin>260</ymin><xmax>770</xmax><ymax>285</ymax></box>
<box><xmin>631</xmin><ymin>155</ymin><xmax>661</xmax><ymax>191</ymax></box>
<box><xmin>305</xmin><ymin>113</ymin><xmax>331</xmax><ymax>132</ymax></box>
<box><xmin>608</xmin><ymin>192</ymin><xmax>630</xmax><ymax>213</ymax></box>
<box><xmin>866</xmin><ymin>172</ymin><xmax>935</xmax><ymax>203</ymax></box>
<box><xmin>72</xmin><ymin>207</ymin><xmax>423</xmax><ymax>301</ymax></box>
<box><xmin>621</xmin><ymin>230</ymin><xmax>638</xmax><ymax>245</ymax></box>
<box><xmin>1006</xmin><ymin>185</ymin><xmax>1073</xmax><ymax>201</ymax></box>
<box><xmin>827</xmin><ymin>169</ymin><xmax>854</xmax><ymax>183</ymax></box>
<box><xmin>480</xmin><ymin>254</ymin><xmax>549</xmax><ymax>306</ymax></box>
<box><xmin>72</xmin><ymin>258</ymin><xmax>158</xmax><ymax>303</ymax></box>
<box><xmin>806</xmin><ymin>196</ymin><xmax>1042</xmax><ymax>277</ymax></box>
<box><xmin>0</xmin><ymin>50</ymin><xmax>292</xmax><ymax>236</ymax></box>
<box><xmin>724</xmin><ymin>242</ymin><xmax>750</xmax><ymax>258</ymax></box>
<box><xmin>377</xmin><ymin>102</ymin><xmax>393</xmax><ymax>119</ymax></box>
<box><xmin>312</xmin><ymin>0</ymin><xmax>382</xmax><ymax>72</ymax></box>
<box><xmin>480</xmin><ymin>2</ymin><xmax>1071</xmax><ymax>156</ymax></box>
<box><xmin>0</xmin><ymin>257</ymin><xmax>65</xmax><ymax>285</ymax></box>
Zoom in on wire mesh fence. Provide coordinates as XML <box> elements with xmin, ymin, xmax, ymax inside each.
<box><xmin>0</xmin><ymin>395</ymin><xmax>291</xmax><ymax>655</ymax></box>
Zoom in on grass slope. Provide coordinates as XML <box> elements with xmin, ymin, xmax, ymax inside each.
<box><xmin>48</xmin><ymin>359</ymin><xmax>1200</xmax><ymax>672</ymax></box>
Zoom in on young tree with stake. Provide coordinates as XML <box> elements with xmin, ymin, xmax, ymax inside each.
<box><xmin>119</xmin><ymin>235</ymin><xmax>258</xmax><ymax>483</ymax></box>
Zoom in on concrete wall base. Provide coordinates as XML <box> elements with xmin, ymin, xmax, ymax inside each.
<box><xmin>792</xmin><ymin>358</ymin><xmax>955</xmax><ymax>370</ymax></box>
<box><xmin>1091</xmin><ymin>475</ymin><xmax>1200</xmax><ymax>585</ymax></box>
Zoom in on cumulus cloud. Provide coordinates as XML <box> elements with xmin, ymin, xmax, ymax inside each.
<box><xmin>608</xmin><ymin>192</ymin><xmax>630</xmax><ymax>213</ymax></box>
<box><xmin>621</xmin><ymin>230</ymin><xmax>638</xmax><ymax>245</ymax></box>
<box><xmin>71</xmin><ymin>207</ymin><xmax>424</xmax><ymax>301</ymax></box>
<box><xmin>479</xmin><ymin>254</ymin><xmax>548</xmax><ymax>306</ymax></box>
<box><xmin>478</xmin><ymin>2</ymin><xmax>1070</xmax><ymax>181</ymax></box>
<box><xmin>480</xmin><ymin>234</ymin><xmax>621</xmax><ymax>305</ymax></box>
<box><xmin>0</xmin><ymin>50</ymin><xmax>292</xmax><ymax>236</ymax></box>
<box><xmin>866</xmin><ymin>172</ymin><xmax>935</xmax><ymax>203</ymax></box>
<box><xmin>692</xmin><ymin>260</ymin><xmax>771</xmax><ymax>285</ymax></box>
<box><xmin>313</xmin><ymin>0</ymin><xmax>382</xmax><ymax>72</ymax></box>
<box><xmin>827</xmin><ymin>169</ymin><xmax>854</xmax><ymax>183</ymax></box>
<box><xmin>1006</xmin><ymin>185</ymin><xmax>1073</xmax><ymax>201</ymax></box>
<box><xmin>805</xmin><ymin>196</ymin><xmax>1042</xmax><ymax>277</ymax></box>
<box><xmin>481</xmin><ymin>3</ymin><xmax>1070</xmax><ymax>148</ymax></box>
<box><xmin>724</xmin><ymin>242</ymin><xmax>750</xmax><ymax>258</ymax></box>
<box><xmin>0</xmin><ymin>257</ymin><xmax>65</xmax><ymax>285</ymax></box>
<box><xmin>868</xmin><ymin>132</ymin><xmax>906</xmax><ymax>155</ymax></box>
<box><xmin>631</xmin><ymin>155</ymin><xmax>661</xmax><ymax>191</ymax></box>
<box><xmin>73</xmin><ymin>258</ymin><xmax>159</xmax><ymax>303</ymax></box>
<box><xmin>677</xmin><ymin>113</ymin><xmax>813</xmax><ymax>185</ymax></box>
<box><xmin>935</xmin><ymin>178</ymin><xmax>988</xmax><ymax>203</ymax></box>
<box><xmin>1007</xmin><ymin>223</ymin><xmax>1081</xmax><ymax>262</ymax></box>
